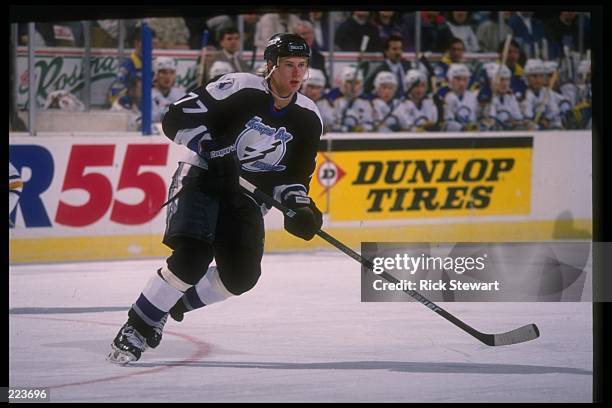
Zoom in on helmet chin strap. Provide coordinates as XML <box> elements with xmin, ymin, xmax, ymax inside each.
<box><xmin>262</xmin><ymin>64</ymin><xmax>295</xmax><ymax>102</ymax></box>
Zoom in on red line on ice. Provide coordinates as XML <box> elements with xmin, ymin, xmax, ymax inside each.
<box><xmin>12</xmin><ymin>315</ymin><xmax>211</xmax><ymax>390</ymax></box>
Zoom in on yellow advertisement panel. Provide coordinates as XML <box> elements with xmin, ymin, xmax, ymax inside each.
<box><xmin>312</xmin><ymin>137</ymin><xmax>532</xmax><ymax>221</ymax></box>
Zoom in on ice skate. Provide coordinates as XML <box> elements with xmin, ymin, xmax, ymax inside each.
<box><xmin>107</xmin><ymin>323</ymin><xmax>148</xmax><ymax>365</ymax></box>
<box><xmin>147</xmin><ymin>313</ymin><xmax>168</xmax><ymax>349</ymax></box>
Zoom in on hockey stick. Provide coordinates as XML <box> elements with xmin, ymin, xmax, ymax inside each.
<box><xmin>239</xmin><ymin>176</ymin><xmax>540</xmax><ymax>346</ymax></box>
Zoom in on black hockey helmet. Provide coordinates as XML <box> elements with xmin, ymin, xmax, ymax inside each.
<box><xmin>264</xmin><ymin>33</ymin><xmax>311</xmax><ymax>65</ymax></box>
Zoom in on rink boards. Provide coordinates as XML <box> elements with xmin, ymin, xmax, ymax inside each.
<box><xmin>8</xmin><ymin>130</ymin><xmax>592</xmax><ymax>263</ymax></box>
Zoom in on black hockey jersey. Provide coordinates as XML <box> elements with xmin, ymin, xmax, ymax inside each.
<box><xmin>162</xmin><ymin>72</ymin><xmax>323</xmax><ymax>202</ymax></box>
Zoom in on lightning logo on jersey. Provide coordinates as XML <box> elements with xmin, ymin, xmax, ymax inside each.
<box><xmin>236</xmin><ymin>116</ymin><xmax>293</xmax><ymax>172</ymax></box>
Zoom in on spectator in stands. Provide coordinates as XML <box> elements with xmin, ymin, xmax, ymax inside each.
<box><xmin>521</xmin><ymin>58</ymin><xmax>562</xmax><ymax>130</ymax></box>
<box><xmin>392</xmin><ymin>69</ymin><xmax>439</xmax><ymax>132</ymax></box>
<box><xmin>476</xmin><ymin>11</ymin><xmax>513</xmax><ymax>52</ymax></box>
<box><xmin>201</xmin><ymin>26</ymin><xmax>249</xmax><ymax>84</ymax></box>
<box><xmin>146</xmin><ymin>17</ymin><xmax>190</xmax><ymax>49</ymax></box>
<box><xmin>254</xmin><ymin>13</ymin><xmax>302</xmax><ymax>52</ymax></box>
<box><xmin>240</xmin><ymin>13</ymin><xmax>259</xmax><ymax>51</ymax></box>
<box><xmin>372</xmin><ymin>11</ymin><xmax>403</xmax><ymax>46</ymax></box>
<box><xmin>420</xmin><ymin>11</ymin><xmax>454</xmax><ymax>53</ymax></box>
<box><xmin>294</xmin><ymin>20</ymin><xmax>329</xmax><ymax>87</ymax></box>
<box><xmin>326</xmin><ymin>65</ymin><xmax>375</xmax><ymax>132</ymax></box>
<box><xmin>445</xmin><ymin>11</ymin><xmax>480</xmax><ymax>53</ymax></box>
<box><xmin>19</xmin><ymin>21</ymin><xmax>83</xmax><ymax>47</ymax></box>
<box><xmin>363</xmin><ymin>35</ymin><xmax>412</xmax><ymax>98</ymax></box>
<box><xmin>544</xmin><ymin>12</ymin><xmax>587</xmax><ymax>60</ymax></box>
<box><xmin>107</xmin><ymin>26</ymin><xmax>156</xmax><ymax>106</ymax></box>
<box><xmin>370</xmin><ymin>71</ymin><xmax>401</xmax><ymax>132</ymax></box>
<box><xmin>507</xmin><ymin>12</ymin><xmax>546</xmax><ymax>59</ymax></box>
<box><xmin>301</xmin><ymin>68</ymin><xmax>335</xmax><ymax>133</ymax></box>
<box><xmin>442</xmin><ymin>63</ymin><xmax>478</xmax><ymax>131</ymax></box>
<box><xmin>152</xmin><ymin>57</ymin><xmax>185</xmax><ymax>123</ymax></box>
<box><xmin>334</xmin><ymin>11</ymin><xmax>382</xmax><ymax>52</ymax></box>
<box><xmin>301</xmin><ymin>11</ymin><xmax>330</xmax><ymax>51</ymax></box>
<box><xmin>184</xmin><ymin>15</ymin><xmax>236</xmax><ymax>50</ymax></box>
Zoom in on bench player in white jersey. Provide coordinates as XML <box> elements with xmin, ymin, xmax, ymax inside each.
<box><xmin>370</xmin><ymin>71</ymin><xmax>401</xmax><ymax>132</ymax></box>
<box><xmin>9</xmin><ymin>162</ymin><xmax>23</xmax><ymax>228</ymax></box>
<box><xmin>543</xmin><ymin>61</ymin><xmax>572</xmax><ymax>123</ymax></box>
<box><xmin>521</xmin><ymin>59</ymin><xmax>563</xmax><ymax>130</ymax></box>
<box><xmin>559</xmin><ymin>59</ymin><xmax>591</xmax><ymax>129</ymax></box>
<box><xmin>151</xmin><ymin>57</ymin><xmax>185</xmax><ymax>123</ymax></box>
<box><xmin>328</xmin><ymin>65</ymin><xmax>375</xmax><ymax>132</ymax></box>
<box><xmin>301</xmin><ymin>68</ymin><xmax>334</xmax><ymax>133</ymax></box>
<box><xmin>442</xmin><ymin>63</ymin><xmax>478</xmax><ymax>131</ymax></box>
<box><xmin>390</xmin><ymin>69</ymin><xmax>439</xmax><ymax>132</ymax></box>
<box><xmin>478</xmin><ymin>63</ymin><xmax>525</xmax><ymax>131</ymax></box>
<box><xmin>108</xmin><ymin>33</ymin><xmax>324</xmax><ymax>364</ymax></box>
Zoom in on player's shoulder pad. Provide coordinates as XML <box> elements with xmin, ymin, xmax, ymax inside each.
<box><xmin>205</xmin><ymin>72</ymin><xmax>266</xmax><ymax>101</ymax></box>
<box><xmin>296</xmin><ymin>93</ymin><xmax>324</xmax><ymax>131</ymax></box>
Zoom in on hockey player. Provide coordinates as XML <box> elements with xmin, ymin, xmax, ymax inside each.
<box><xmin>391</xmin><ymin>69</ymin><xmax>439</xmax><ymax>132</ymax></box>
<box><xmin>110</xmin><ymin>74</ymin><xmax>142</xmax><ymax>131</ymax></box>
<box><xmin>370</xmin><ymin>71</ymin><xmax>401</xmax><ymax>132</ymax></box>
<box><xmin>208</xmin><ymin>60</ymin><xmax>235</xmax><ymax>82</ymax></box>
<box><xmin>152</xmin><ymin>57</ymin><xmax>185</xmax><ymax>123</ymax></box>
<box><xmin>442</xmin><ymin>63</ymin><xmax>478</xmax><ymax>131</ymax></box>
<box><xmin>9</xmin><ymin>162</ymin><xmax>23</xmax><ymax>228</ymax></box>
<box><xmin>478</xmin><ymin>63</ymin><xmax>525</xmax><ymax>131</ymax></box>
<box><xmin>108</xmin><ymin>33</ymin><xmax>324</xmax><ymax>364</ymax></box>
<box><xmin>327</xmin><ymin>65</ymin><xmax>375</xmax><ymax>132</ymax></box>
<box><xmin>301</xmin><ymin>68</ymin><xmax>334</xmax><ymax>133</ymax></box>
<box><xmin>559</xmin><ymin>59</ymin><xmax>591</xmax><ymax>129</ymax></box>
<box><xmin>521</xmin><ymin>58</ymin><xmax>562</xmax><ymax>130</ymax></box>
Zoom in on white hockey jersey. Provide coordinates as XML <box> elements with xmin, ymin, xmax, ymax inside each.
<box><xmin>391</xmin><ymin>97</ymin><xmax>438</xmax><ymax>131</ymax></box>
<box><xmin>443</xmin><ymin>90</ymin><xmax>478</xmax><ymax>131</ymax></box>
<box><xmin>315</xmin><ymin>98</ymin><xmax>337</xmax><ymax>134</ymax></box>
<box><xmin>372</xmin><ymin>98</ymin><xmax>402</xmax><ymax>132</ymax></box>
<box><xmin>332</xmin><ymin>95</ymin><xmax>375</xmax><ymax>132</ymax></box>
<box><xmin>480</xmin><ymin>92</ymin><xmax>524</xmax><ymax>130</ymax></box>
<box><xmin>9</xmin><ymin>161</ymin><xmax>23</xmax><ymax>217</ymax></box>
<box><xmin>521</xmin><ymin>88</ymin><xmax>562</xmax><ymax>130</ymax></box>
<box><xmin>152</xmin><ymin>87</ymin><xmax>185</xmax><ymax>123</ymax></box>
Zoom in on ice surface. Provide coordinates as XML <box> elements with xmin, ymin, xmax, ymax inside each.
<box><xmin>9</xmin><ymin>251</ymin><xmax>592</xmax><ymax>402</ymax></box>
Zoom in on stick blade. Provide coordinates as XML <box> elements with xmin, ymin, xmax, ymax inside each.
<box><xmin>491</xmin><ymin>324</ymin><xmax>540</xmax><ymax>346</ymax></box>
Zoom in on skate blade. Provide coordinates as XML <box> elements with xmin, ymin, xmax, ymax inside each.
<box><xmin>107</xmin><ymin>345</ymin><xmax>138</xmax><ymax>365</ymax></box>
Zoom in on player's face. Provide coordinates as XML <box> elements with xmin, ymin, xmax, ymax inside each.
<box><xmin>156</xmin><ymin>69</ymin><xmax>176</xmax><ymax>90</ymax></box>
<box><xmin>410</xmin><ymin>81</ymin><xmax>426</xmax><ymax>100</ymax></box>
<box><xmin>272</xmin><ymin>57</ymin><xmax>309</xmax><ymax>95</ymax></box>
<box><xmin>303</xmin><ymin>84</ymin><xmax>324</xmax><ymax>101</ymax></box>
<box><xmin>376</xmin><ymin>83</ymin><xmax>397</xmax><ymax>102</ymax></box>
<box><xmin>496</xmin><ymin>77</ymin><xmax>510</xmax><ymax>93</ymax></box>
<box><xmin>342</xmin><ymin>79</ymin><xmax>362</xmax><ymax>96</ymax></box>
<box><xmin>450</xmin><ymin>76</ymin><xmax>468</xmax><ymax>94</ymax></box>
<box><xmin>527</xmin><ymin>74</ymin><xmax>544</xmax><ymax>90</ymax></box>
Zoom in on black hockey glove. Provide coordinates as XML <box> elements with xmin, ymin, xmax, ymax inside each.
<box><xmin>199</xmin><ymin>136</ymin><xmax>241</xmax><ymax>196</ymax></box>
<box><xmin>282</xmin><ymin>194</ymin><xmax>323</xmax><ymax>241</ymax></box>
